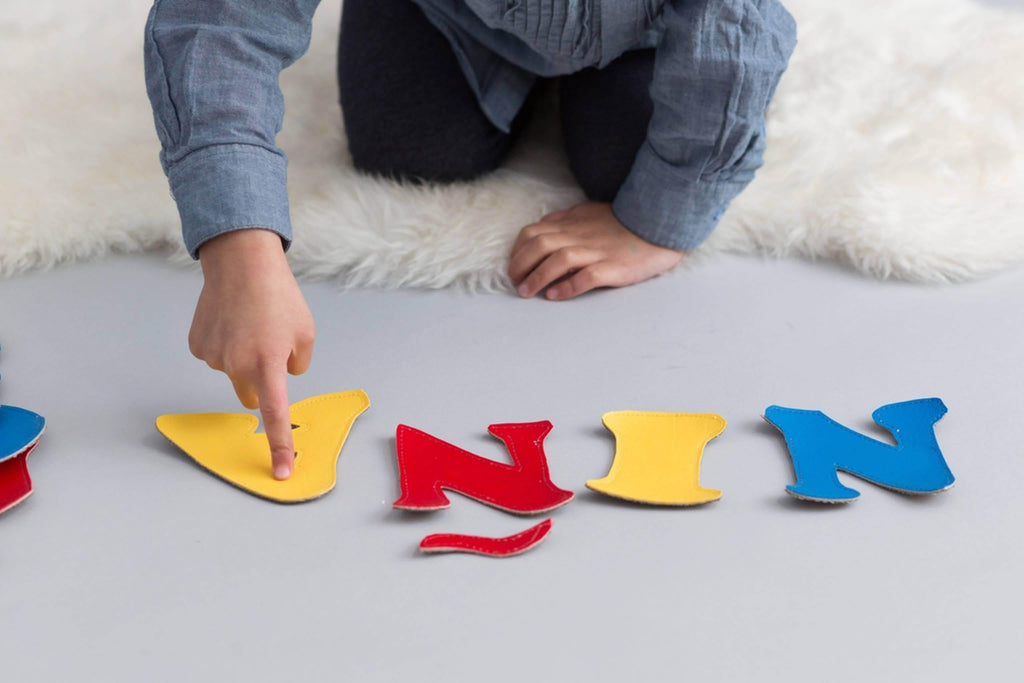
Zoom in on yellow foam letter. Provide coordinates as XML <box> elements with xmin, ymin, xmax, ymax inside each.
<box><xmin>156</xmin><ymin>391</ymin><xmax>370</xmax><ymax>503</ymax></box>
<box><xmin>586</xmin><ymin>411</ymin><xmax>724</xmax><ymax>506</ymax></box>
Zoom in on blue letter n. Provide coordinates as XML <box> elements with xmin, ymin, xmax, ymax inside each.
<box><xmin>764</xmin><ymin>398</ymin><xmax>955</xmax><ymax>503</ymax></box>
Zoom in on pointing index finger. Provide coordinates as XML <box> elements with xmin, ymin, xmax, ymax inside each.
<box><xmin>256</xmin><ymin>363</ymin><xmax>295</xmax><ymax>481</ymax></box>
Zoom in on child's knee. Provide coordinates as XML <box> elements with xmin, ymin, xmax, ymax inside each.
<box><xmin>343</xmin><ymin>110</ymin><xmax>511</xmax><ymax>184</ymax></box>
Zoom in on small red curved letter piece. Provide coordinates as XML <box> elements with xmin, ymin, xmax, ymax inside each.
<box><xmin>419</xmin><ymin>519</ymin><xmax>553</xmax><ymax>557</ymax></box>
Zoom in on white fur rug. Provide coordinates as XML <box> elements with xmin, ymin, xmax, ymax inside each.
<box><xmin>1</xmin><ymin>0</ymin><xmax>1022</xmax><ymax>288</ymax></box>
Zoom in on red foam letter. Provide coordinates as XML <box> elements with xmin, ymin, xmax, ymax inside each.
<box><xmin>0</xmin><ymin>442</ymin><xmax>37</xmax><ymax>515</ymax></box>
<box><xmin>393</xmin><ymin>421</ymin><xmax>574</xmax><ymax>514</ymax></box>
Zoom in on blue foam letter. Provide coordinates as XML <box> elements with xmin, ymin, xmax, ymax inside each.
<box><xmin>764</xmin><ymin>398</ymin><xmax>955</xmax><ymax>503</ymax></box>
<box><xmin>0</xmin><ymin>405</ymin><xmax>46</xmax><ymax>462</ymax></box>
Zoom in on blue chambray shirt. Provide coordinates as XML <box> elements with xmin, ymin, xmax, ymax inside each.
<box><xmin>144</xmin><ymin>0</ymin><xmax>797</xmax><ymax>259</ymax></box>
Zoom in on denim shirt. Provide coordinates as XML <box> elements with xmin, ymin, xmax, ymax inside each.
<box><xmin>144</xmin><ymin>1</ymin><xmax>796</xmax><ymax>259</ymax></box>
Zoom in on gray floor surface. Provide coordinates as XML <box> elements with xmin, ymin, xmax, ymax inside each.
<box><xmin>1</xmin><ymin>251</ymin><xmax>1022</xmax><ymax>681</ymax></box>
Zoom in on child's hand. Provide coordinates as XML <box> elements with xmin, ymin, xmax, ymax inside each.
<box><xmin>508</xmin><ymin>202</ymin><xmax>685</xmax><ymax>300</ymax></box>
<box><xmin>189</xmin><ymin>229</ymin><xmax>315</xmax><ymax>480</ymax></box>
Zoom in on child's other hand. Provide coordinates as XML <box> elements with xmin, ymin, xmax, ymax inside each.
<box><xmin>508</xmin><ymin>202</ymin><xmax>684</xmax><ymax>300</ymax></box>
<box><xmin>189</xmin><ymin>229</ymin><xmax>315</xmax><ymax>480</ymax></box>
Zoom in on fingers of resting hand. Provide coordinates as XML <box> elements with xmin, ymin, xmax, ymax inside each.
<box><xmin>545</xmin><ymin>263</ymin><xmax>622</xmax><ymax>301</ymax></box>
<box><xmin>541</xmin><ymin>208</ymin><xmax>571</xmax><ymax>222</ymax></box>
<box><xmin>255</xmin><ymin>364</ymin><xmax>295</xmax><ymax>480</ymax></box>
<box><xmin>510</xmin><ymin>222</ymin><xmax>564</xmax><ymax>266</ymax></box>
<box><xmin>509</xmin><ymin>232</ymin><xmax>577</xmax><ymax>286</ymax></box>
<box><xmin>518</xmin><ymin>247</ymin><xmax>600</xmax><ymax>299</ymax></box>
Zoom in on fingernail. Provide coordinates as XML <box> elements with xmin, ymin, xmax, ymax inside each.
<box><xmin>546</xmin><ymin>287</ymin><xmax>562</xmax><ymax>300</ymax></box>
<box><xmin>274</xmin><ymin>464</ymin><xmax>291</xmax><ymax>480</ymax></box>
<box><xmin>517</xmin><ymin>283</ymin><xmax>529</xmax><ymax>297</ymax></box>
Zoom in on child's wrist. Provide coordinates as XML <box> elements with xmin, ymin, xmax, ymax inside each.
<box><xmin>198</xmin><ymin>229</ymin><xmax>288</xmax><ymax>278</ymax></box>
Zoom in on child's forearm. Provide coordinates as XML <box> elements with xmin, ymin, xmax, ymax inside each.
<box><xmin>143</xmin><ymin>0</ymin><xmax>322</xmax><ymax>259</ymax></box>
<box><xmin>612</xmin><ymin>0</ymin><xmax>798</xmax><ymax>251</ymax></box>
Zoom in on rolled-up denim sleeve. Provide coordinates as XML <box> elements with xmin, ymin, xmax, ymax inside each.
<box><xmin>144</xmin><ymin>0</ymin><xmax>321</xmax><ymax>258</ymax></box>
<box><xmin>612</xmin><ymin>0</ymin><xmax>797</xmax><ymax>251</ymax></box>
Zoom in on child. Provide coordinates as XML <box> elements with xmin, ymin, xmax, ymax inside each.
<box><xmin>144</xmin><ymin>0</ymin><xmax>797</xmax><ymax>479</ymax></box>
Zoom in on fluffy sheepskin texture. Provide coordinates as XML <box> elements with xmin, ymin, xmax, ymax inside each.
<box><xmin>1</xmin><ymin>0</ymin><xmax>1022</xmax><ymax>289</ymax></box>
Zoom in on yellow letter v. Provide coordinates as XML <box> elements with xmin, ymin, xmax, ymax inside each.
<box><xmin>156</xmin><ymin>391</ymin><xmax>370</xmax><ymax>503</ymax></box>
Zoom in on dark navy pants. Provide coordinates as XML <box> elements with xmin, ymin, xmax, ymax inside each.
<box><xmin>337</xmin><ymin>0</ymin><xmax>654</xmax><ymax>202</ymax></box>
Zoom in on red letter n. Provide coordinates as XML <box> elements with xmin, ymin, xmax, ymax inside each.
<box><xmin>393</xmin><ymin>420</ymin><xmax>574</xmax><ymax>514</ymax></box>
